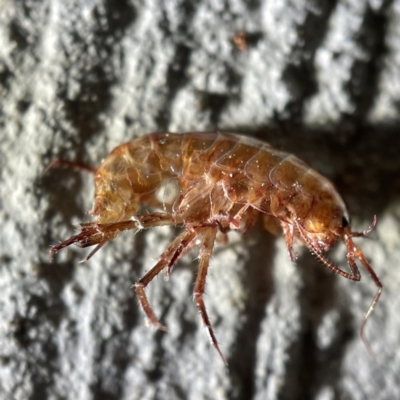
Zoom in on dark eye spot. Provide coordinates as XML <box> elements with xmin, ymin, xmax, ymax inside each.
<box><xmin>342</xmin><ymin>216</ymin><xmax>349</xmax><ymax>227</ymax></box>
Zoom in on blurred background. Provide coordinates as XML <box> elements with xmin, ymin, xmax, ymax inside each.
<box><xmin>0</xmin><ymin>0</ymin><xmax>399</xmax><ymax>399</ymax></box>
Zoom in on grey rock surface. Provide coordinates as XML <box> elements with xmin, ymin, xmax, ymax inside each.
<box><xmin>0</xmin><ymin>0</ymin><xmax>399</xmax><ymax>399</ymax></box>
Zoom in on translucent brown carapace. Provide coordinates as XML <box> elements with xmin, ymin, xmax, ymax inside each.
<box><xmin>49</xmin><ymin>132</ymin><xmax>382</xmax><ymax>363</ymax></box>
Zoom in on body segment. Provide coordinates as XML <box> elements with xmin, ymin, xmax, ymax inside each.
<box><xmin>50</xmin><ymin>132</ymin><xmax>381</xmax><ymax>362</ymax></box>
<box><xmin>92</xmin><ymin>133</ymin><xmax>348</xmax><ymax>235</ymax></box>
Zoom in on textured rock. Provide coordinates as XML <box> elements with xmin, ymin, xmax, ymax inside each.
<box><xmin>0</xmin><ymin>0</ymin><xmax>399</xmax><ymax>399</ymax></box>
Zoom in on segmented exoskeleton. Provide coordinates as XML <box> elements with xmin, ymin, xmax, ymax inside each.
<box><xmin>49</xmin><ymin>132</ymin><xmax>382</xmax><ymax>363</ymax></box>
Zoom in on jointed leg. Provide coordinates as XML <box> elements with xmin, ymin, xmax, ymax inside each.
<box><xmin>134</xmin><ymin>229</ymin><xmax>197</xmax><ymax>331</ymax></box>
<box><xmin>193</xmin><ymin>227</ymin><xmax>227</xmax><ymax>364</ymax></box>
<box><xmin>50</xmin><ymin>212</ymin><xmax>181</xmax><ymax>260</ymax></box>
<box><xmin>281</xmin><ymin>221</ymin><xmax>297</xmax><ymax>262</ymax></box>
<box><xmin>214</xmin><ymin>204</ymin><xmax>252</xmax><ymax>233</ymax></box>
<box><xmin>240</xmin><ymin>205</ymin><xmax>259</xmax><ymax>233</ymax></box>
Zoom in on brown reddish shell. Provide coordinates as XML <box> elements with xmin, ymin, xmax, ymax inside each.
<box><xmin>49</xmin><ymin>132</ymin><xmax>382</xmax><ymax>363</ymax></box>
<box><xmin>92</xmin><ymin>133</ymin><xmax>347</xmax><ymax>243</ymax></box>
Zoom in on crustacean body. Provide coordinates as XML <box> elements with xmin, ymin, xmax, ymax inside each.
<box><xmin>50</xmin><ymin>132</ymin><xmax>381</xmax><ymax>363</ymax></box>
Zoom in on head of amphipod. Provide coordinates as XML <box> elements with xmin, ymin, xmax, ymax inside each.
<box><xmin>291</xmin><ymin>196</ymin><xmax>381</xmax><ymax>352</ymax></box>
<box><xmin>296</xmin><ymin>200</ymin><xmax>349</xmax><ymax>253</ymax></box>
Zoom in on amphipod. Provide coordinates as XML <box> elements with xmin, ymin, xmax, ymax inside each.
<box><xmin>49</xmin><ymin>132</ymin><xmax>382</xmax><ymax>363</ymax></box>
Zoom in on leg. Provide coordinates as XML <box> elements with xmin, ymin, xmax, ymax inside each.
<box><xmin>281</xmin><ymin>221</ymin><xmax>297</xmax><ymax>262</ymax></box>
<box><xmin>214</xmin><ymin>204</ymin><xmax>253</xmax><ymax>233</ymax></box>
<box><xmin>135</xmin><ymin>229</ymin><xmax>197</xmax><ymax>330</ymax></box>
<box><xmin>50</xmin><ymin>212</ymin><xmax>181</xmax><ymax>260</ymax></box>
<box><xmin>193</xmin><ymin>227</ymin><xmax>227</xmax><ymax>364</ymax></box>
<box><xmin>240</xmin><ymin>205</ymin><xmax>259</xmax><ymax>233</ymax></box>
